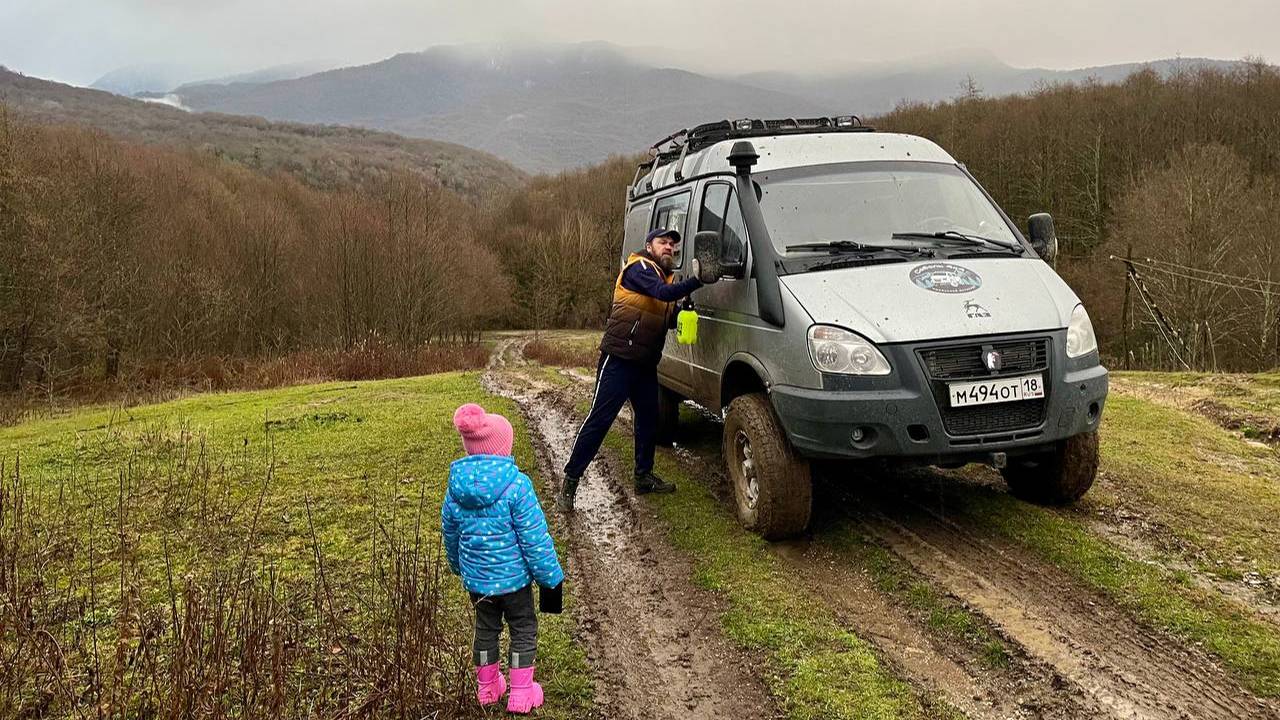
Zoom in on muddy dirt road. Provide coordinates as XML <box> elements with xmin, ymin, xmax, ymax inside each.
<box><xmin>508</xmin><ymin>339</ymin><xmax>1280</xmax><ymax>720</ymax></box>
<box><xmin>484</xmin><ymin>340</ymin><xmax>777</xmax><ymax>720</ymax></box>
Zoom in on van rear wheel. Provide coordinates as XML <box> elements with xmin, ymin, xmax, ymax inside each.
<box><xmin>722</xmin><ymin>393</ymin><xmax>812</xmax><ymax>539</ymax></box>
<box><xmin>656</xmin><ymin>385</ymin><xmax>681</xmax><ymax>447</ymax></box>
<box><xmin>1001</xmin><ymin>431</ymin><xmax>1099</xmax><ymax>504</ymax></box>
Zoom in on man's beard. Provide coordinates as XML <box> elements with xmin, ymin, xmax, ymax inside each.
<box><xmin>656</xmin><ymin>253</ymin><xmax>675</xmax><ymax>272</ymax></box>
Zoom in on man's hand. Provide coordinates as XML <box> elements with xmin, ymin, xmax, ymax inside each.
<box><xmin>692</xmin><ymin>258</ymin><xmax>721</xmax><ymax>285</ymax></box>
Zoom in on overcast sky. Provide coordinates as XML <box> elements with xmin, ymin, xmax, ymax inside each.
<box><xmin>3</xmin><ymin>0</ymin><xmax>1277</xmax><ymax>86</ymax></box>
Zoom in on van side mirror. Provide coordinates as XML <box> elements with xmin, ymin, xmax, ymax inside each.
<box><xmin>694</xmin><ymin>231</ymin><xmax>724</xmax><ymax>283</ymax></box>
<box><xmin>694</xmin><ymin>230</ymin><xmax>746</xmax><ymax>281</ymax></box>
<box><xmin>1027</xmin><ymin>213</ymin><xmax>1058</xmax><ymax>266</ymax></box>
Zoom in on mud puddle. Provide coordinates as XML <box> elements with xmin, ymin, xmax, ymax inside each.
<box><xmin>485</xmin><ymin>340</ymin><xmax>777</xmax><ymax>720</ymax></box>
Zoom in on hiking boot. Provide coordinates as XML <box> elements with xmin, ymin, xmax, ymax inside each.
<box><xmin>558</xmin><ymin>474</ymin><xmax>580</xmax><ymax>512</ymax></box>
<box><xmin>634</xmin><ymin>471</ymin><xmax>676</xmax><ymax>495</ymax></box>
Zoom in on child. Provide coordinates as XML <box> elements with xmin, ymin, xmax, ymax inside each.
<box><xmin>442</xmin><ymin>403</ymin><xmax>564</xmax><ymax>714</ymax></box>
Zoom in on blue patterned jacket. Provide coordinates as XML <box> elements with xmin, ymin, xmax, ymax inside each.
<box><xmin>441</xmin><ymin>454</ymin><xmax>564</xmax><ymax>596</ymax></box>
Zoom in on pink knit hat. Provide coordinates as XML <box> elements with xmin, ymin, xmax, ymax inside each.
<box><xmin>452</xmin><ymin>403</ymin><xmax>514</xmax><ymax>457</ymax></box>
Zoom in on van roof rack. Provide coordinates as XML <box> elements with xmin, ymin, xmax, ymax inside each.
<box><xmin>630</xmin><ymin>115</ymin><xmax>873</xmax><ymax>198</ymax></box>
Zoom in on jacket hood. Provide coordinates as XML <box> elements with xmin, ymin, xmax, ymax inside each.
<box><xmin>780</xmin><ymin>257</ymin><xmax>1080</xmax><ymax>343</ymax></box>
<box><xmin>447</xmin><ymin>454</ymin><xmax>518</xmax><ymax>510</ymax></box>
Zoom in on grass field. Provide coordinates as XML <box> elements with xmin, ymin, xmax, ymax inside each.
<box><xmin>6</xmin><ymin>335</ymin><xmax>1279</xmax><ymax>718</ymax></box>
<box><xmin>0</xmin><ymin>371</ymin><xmax>590</xmax><ymax>718</ymax></box>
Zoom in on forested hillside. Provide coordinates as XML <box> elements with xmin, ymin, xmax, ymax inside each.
<box><xmin>0</xmin><ymin>68</ymin><xmax>526</xmax><ymax>202</ymax></box>
<box><xmin>0</xmin><ymin>115</ymin><xmax>511</xmax><ymax>399</ymax></box>
<box><xmin>5</xmin><ymin>62</ymin><xmax>1279</xmax><ymax>409</ymax></box>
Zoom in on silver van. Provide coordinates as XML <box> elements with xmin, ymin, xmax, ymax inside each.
<box><xmin>625</xmin><ymin>117</ymin><xmax>1108</xmax><ymax>539</ymax></box>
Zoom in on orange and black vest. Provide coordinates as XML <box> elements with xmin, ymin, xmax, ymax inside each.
<box><xmin>599</xmin><ymin>252</ymin><xmax>675</xmax><ymax>363</ymax></box>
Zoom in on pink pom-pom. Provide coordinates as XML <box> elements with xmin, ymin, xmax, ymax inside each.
<box><xmin>453</xmin><ymin>403</ymin><xmax>488</xmax><ymax>433</ymax></box>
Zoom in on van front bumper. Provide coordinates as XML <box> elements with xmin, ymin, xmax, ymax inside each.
<box><xmin>769</xmin><ymin>334</ymin><xmax>1108</xmax><ymax>462</ymax></box>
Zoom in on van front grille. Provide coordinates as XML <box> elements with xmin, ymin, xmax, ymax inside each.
<box><xmin>917</xmin><ymin>336</ymin><xmax>1052</xmax><ymax>437</ymax></box>
<box><xmin>920</xmin><ymin>338</ymin><xmax>1048</xmax><ymax>380</ymax></box>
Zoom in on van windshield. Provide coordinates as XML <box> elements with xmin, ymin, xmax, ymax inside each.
<box><xmin>755</xmin><ymin>161</ymin><xmax>1021</xmax><ymax>255</ymax></box>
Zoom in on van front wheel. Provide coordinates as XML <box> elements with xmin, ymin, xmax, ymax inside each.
<box><xmin>1001</xmin><ymin>431</ymin><xmax>1099</xmax><ymax>504</ymax></box>
<box><xmin>722</xmin><ymin>393</ymin><xmax>812</xmax><ymax>539</ymax></box>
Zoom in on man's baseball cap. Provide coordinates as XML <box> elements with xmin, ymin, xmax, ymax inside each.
<box><xmin>645</xmin><ymin>228</ymin><xmax>681</xmax><ymax>244</ymax></box>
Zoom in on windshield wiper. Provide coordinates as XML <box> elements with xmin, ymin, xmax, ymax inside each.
<box><xmin>786</xmin><ymin>240</ymin><xmax>933</xmax><ymax>256</ymax></box>
<box><xmin>891</xmin><ymin>230</ymin><xmax>1023</xmax><ymax>253</ymax></box>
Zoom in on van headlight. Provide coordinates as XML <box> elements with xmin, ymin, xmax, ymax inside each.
<box><xmin>808</xmin><ymin>325</ymin><xmax>892</xmax><ymax>375</ymax></box>
<box><xmin>1066</xmin><ymin>304</ymin><xmax>1098</xmax><ymax>358</ymax></box>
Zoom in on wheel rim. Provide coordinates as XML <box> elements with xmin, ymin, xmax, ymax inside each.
<box><xmin>734</xmin><ymin>429</ymin><xmax>759</xmax><ymax>511</ymax></box>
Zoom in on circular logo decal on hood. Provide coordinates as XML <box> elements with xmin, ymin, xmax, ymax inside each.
<box><xmin>910</xmin><ymin>263</ymin><xmax>982</xmax><ymax>294</ymax></box>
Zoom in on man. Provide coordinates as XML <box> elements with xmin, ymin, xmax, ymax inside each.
<box><xmin>559</xmin><ymin>228</ymin><xmax>710</xmax><ymax>510</ymax></box>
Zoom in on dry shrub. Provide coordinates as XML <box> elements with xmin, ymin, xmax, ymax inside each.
<box><xmin>524</xmin><ymin>339</ymin><xmax>598</xmax><ymax>369</ymax></box>
<box><xmin>0</xmin><ymin>439</ymin><xmax>478</xmax><ymax>718</ymax></box>
<box><xmin>0</xmin><ymin>341</ymin><xmax>491</xmax><ymax>427</ymax></box>
<box><xmin>148</xmin><ymin>341</ymin><xmax>492</xmax><ymax>390</ymax></box>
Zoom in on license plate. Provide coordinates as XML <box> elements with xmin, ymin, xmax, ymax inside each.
<box><xmin>949</xmin><ymin>374</ymin><xmax>1045</xmax><ymax>407</ymax></box>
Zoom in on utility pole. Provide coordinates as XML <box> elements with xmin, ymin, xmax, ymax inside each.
<box><xmin>1114</xmin><ymin>255</ymin><xmax>1192</xmax><ymax>371</ymax></box>
<box><xmin>1122</xmin><ymin>245</ymin><xmax>1132</xmax><ymax>370</ymax></box>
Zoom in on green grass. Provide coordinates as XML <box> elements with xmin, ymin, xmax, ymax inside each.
<box><xmin>1095</xmin><ymin>392</ymin><xmax>1280</xmax><ymax>578</ymax></box>
<box><xmin>2</xmin><ymin>372</ymin><xmax>593</xmax><ymax>718</ymax></box>
<box><xmin>593</xmin><ymin>425</ymin><xmax>946</xmax><ymax>720</ymax></box>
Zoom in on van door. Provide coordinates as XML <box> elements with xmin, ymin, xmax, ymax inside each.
<box><xmin>689</xmin><ymin>181</ymin><xmax>762</xmax><ymax>410</ymax></box>
<box><xmin>650</xmin><ymin>190</ymin><xmax>696</xmax><ymax>396</ymax></box>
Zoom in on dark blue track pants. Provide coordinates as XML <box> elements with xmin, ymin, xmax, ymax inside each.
<box><xmin>563</xmin><ymin>352</ymin><xmax>657</xmax><ymax>480</ymax></box>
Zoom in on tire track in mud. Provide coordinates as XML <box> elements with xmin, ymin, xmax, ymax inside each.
<box><xmin>543</xmin><ymin>358</ymin><xmax>1278</xmax><ymax>719</ymax></box>
<box><xmin>859</xmin><ymin>502</ymin><xmax>1279</xmax><ymax>720</ymax></box>
<box><xmin>484</xmin><ymin>340</ymin><xmax>777</xmax><ymax>720</ymax></box>
<box><xmin>770</xmin><ymin>537</ymin><xmax>1099</xmax><ymax>720</ymax></box>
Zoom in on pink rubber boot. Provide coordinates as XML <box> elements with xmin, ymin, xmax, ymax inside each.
<box><xmin>475</xmin><ymin>663</ymin><xmax>506</xmax><ymax>706</ymax></box>
<box><xmin>506</xmin><ymin>666</ymin><xmax>544</xmax><ymax>714</ymax></box>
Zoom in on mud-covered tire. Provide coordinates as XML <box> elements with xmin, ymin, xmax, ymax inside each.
<box><xmin>656</xmin><ymin>385</ymin><xmax>681</xmax><ymax>447</ymax></box>
<box><xmin>722</xmin><ymin>393</ymin><xmax>812</xmax><ymax>539</ymax></box>
<box><xmin>1001</xmin><ymin>431</ymin><xmax>1099</xmax><ymax>505</ymax></box>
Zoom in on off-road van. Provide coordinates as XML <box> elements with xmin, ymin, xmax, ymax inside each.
<box><xmin>624</xmin><ymin>116</ymin><xmax>1108</xmax><ymax>539</ymax></box>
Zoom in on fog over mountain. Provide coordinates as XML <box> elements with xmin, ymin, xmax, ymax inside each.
<box><xmin>165</xmin><ymin>42</ymin><xmax>1245</xmax><ymax>173</ymax></box>
<box><xmin>4</xmin><ymin>0</ymin><xmax>1276</xmax><ymax>86</ymax></box>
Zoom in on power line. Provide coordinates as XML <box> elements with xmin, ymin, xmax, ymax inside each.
<box><xmin>1110</xmin><ymin>257</ymin><xmax>1277</xmax><ymax>296</ymax></box>
<box><xmin>1135</xmin><ymin>256</ymin><xmax>1280</xmax><ymax>288</ymax></box>
<box><xmin>1130</xmin><ymin>264</ymin><xmax>1272</xmax><ymax>296</ymax></box>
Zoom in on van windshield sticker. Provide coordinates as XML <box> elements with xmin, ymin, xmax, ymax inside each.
<box><xmin>909</xmin><ymin>263</ymin><xmax>982</xmax><ymax>293</ymax></box>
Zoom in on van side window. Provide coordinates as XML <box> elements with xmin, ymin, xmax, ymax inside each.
<box><xmin>721</xmin><ymin>189</ymin><xmax>748</xmax><ymax>269</ymax></box>
<box><xmin>651</xmin><ymin>191</ymin><xmax>691</xmax><ymax>268</ymax></box>
<box><xmin>699</xmin><ymin>184</ymin><xmax>730</xmax><ymax>233</ymax></box>
<box><xmin>624</xmin><ymin>201</ymin><xmax>652</xmax><ymax>263</ymax></box>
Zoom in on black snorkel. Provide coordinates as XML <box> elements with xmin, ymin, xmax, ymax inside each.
<box><xmin>728</xmin><ymin>141</ymin><xmax>786</xmax><ymax>327</ymax></box>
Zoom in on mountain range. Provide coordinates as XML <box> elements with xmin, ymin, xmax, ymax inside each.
<box><xmin>0</xmin><ymin>67</ymin><xmax>525</xmax><ymax>202</ymax></box>
<box><xmin>159</xmin><ymin>43</ymin><xmax>1242</xmax><ymax>173</ymax></box>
